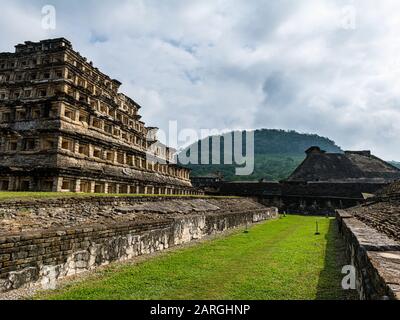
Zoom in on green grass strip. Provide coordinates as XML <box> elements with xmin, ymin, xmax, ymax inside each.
<box><xmin>38</xmin><ymin>215</ymin><xmax>356</xmax><ymax>300</ymax></box>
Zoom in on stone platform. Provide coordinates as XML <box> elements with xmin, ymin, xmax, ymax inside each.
<box><xmin>0</xmin><ymin>196</ymin><xmax>278</xmax><ymax>293</ymax></box>
<box><xmin>337</xmin><ymin>210</ymin><xmax>400</xmax><ymax>300</ymax></box>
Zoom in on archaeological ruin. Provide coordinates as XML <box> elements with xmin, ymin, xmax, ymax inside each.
<box><xmin>0</xmin><ymin>38</ymin><xmax>399</xmax><ymax>301</ymax></box>
<box><xmin>279</xmin><ymin>146</ymin><xmax>400</xmax><ymax>213</ymax></box>
<box><xmin>0</xmin><ymin>38</ymin><xmax>199</xmax><ymax>195</ymax></box>
<box><xmin>0</xmin><ymin>196</ymin><xmax>278</xmax><ymax>293</ymax></box>
<box><xmin>337</xmin><ymin>181</ymin><xmax>400</xmax><ymax>299</ymax></box>
<box><xmin>215</xmin><ymin>147</ymin><xmax>400</xmax><ymax>214</ymax></box>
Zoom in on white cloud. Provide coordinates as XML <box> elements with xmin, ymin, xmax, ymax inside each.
<box><xmin>1</xmin><ymin>0</ymin><xmax>400</xmax><ymax>160</ymax></box>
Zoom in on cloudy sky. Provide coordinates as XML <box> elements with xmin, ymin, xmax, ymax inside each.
<box><xmin>1</xmin><ymin>0</ymin><xmax>400</xmax><ymax>160</ymax></box>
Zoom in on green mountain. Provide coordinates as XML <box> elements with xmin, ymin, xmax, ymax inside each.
<box><xmin>178</xmin><ymin>129</ymin><xmax>342</xmax><ymax>182</ymax></box>
<box><xmin>390</xmin><ymin>161</ymin><xmax>400</xmax><ymax>169</ymax></box>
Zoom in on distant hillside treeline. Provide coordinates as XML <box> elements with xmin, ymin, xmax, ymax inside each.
<box><xmin>390</xmin><ymin>161</ymin><xmax>400</xmax><ymax>169</ymax></box>
<box><xmin>179</xmin><ymin>129</ymin><xmax>342</xmax><ymax>181</ymax></box>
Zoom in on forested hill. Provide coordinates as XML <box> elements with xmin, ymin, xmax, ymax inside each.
<box><xmin>390</xmin><ymin>161</ymin><xmax>400</xmax><ymax>169</ymax></box>
<box><xmin>178</xmin><ymin>129</ymin><xmax>343</xmax><ymax>182</ymax></box>
<box><xmin>252</xmin><ymin>129</ymin><xmax>342</xmax><ymax>155</ymax></box>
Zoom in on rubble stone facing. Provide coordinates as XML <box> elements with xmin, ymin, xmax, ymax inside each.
<box><xmin>0</xmin><ymin>196</ymin><xmax>278</xmax><ymax>293</ymax></box>
<box><xmin>0</xmin><ymin>196</ymin><xmax>269</xmax><ymax>234</ymax></box>
<box><xmin>347</xmin><ymin>197</ymin><xmax>400</xmax><ymax>242</ymax></box>
<box><xmin>336</xmin><ymin>210</ymin><xmax>400</xmax><ymax>300</ymax></box>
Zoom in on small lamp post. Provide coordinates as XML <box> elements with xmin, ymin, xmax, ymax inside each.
<box><xmin>315</xmin><ymin>221</ymin><xmax>320</xmax><ymax>235</ymax></box>
<box><xmin>244</xmin><ymin>221</ymin><xmax>249</xmax><ymax>234</ymax></box>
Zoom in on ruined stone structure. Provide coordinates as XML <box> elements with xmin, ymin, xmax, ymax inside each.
<box><xmin>337</xmin><ymin>185</ymin><xmax>400</xmax><ymax>300</ymax></box>
<box><xmin>0</xmin><ymin>38</ymin><xmax>198</xmax><ymax>195</ymax></box>
<box><xmin>191</xmin><ymin>173</ymin><xmax>224</xmax><ymax>193</ymax></box>
<box><xmin>215</xmin><ymin>147</ymin><xmax>400</xmax><ymax>214</ymax></box>
<box><xmin>0</xmin><ymin>196</ymin><xmax>277</xmax><ymax>293</ymax></box>
<box><xmin>280</xmin><ymin>147</ymin><xmax>400</xmax><ymax>213</ymax></box>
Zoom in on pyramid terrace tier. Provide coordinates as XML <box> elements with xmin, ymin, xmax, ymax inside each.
<box><xmin>0</xmin><ymin>38</ymin><xmax>200</xmax><ymax>194</ymax></box>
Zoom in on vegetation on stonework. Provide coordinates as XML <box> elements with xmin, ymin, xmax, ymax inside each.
<box><xmin>0</xmin><ymin>192</ymin><xmax>237</xmax><ymax>201</ymax></box>
<box><xmin>37</xmin><ymin>216</ymin><xmax>357</xmax><ymax>300</ymax></box>
<box><xmin>179</xmin><ymin>129</ymin><xmax>343</xmax><ymax>181</ymax></box>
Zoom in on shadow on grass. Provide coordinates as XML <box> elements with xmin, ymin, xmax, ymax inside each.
<box><xmin>316</xmin><ymin>219</ymin><xmax>359</xmax><ymax>300</ymax></box>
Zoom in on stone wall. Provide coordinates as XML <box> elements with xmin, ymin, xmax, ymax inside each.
<box><xmin>345</xmin><ymin>197</ymin><xmax>400</xmax><ymax>242</ymax></box>
<box><xmin>213</xmin><ymin>181</ymin><xmax>385</xmax><ymax>215</ymax></box>
<box><xmin>0</xmin><ymin>196</ymin><xmax>278</xmax><ymax>293</ymax></box>
<box><xmin>336</xmin><ymin>210</ymin><xmax>400</xmax><ymax>300</ymax></box>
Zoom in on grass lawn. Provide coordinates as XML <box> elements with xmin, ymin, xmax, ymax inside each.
<box><xmin>0</xmin><ymin>192</ymin><xmax>232</xmax><ymax>201</ymax></box>
<box><xmin>38</xmin><ymin>215</ymin><xmax>355</xmax><ymax>300</ymax></box>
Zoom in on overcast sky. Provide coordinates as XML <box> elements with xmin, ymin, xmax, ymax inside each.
<box><xmin>1</xmin><ymin>0</ymin><xmax>399</xmax><ymax>160</ymax></box>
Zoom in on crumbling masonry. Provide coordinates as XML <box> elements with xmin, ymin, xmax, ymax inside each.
<box><xmin>0</xmin><ymin>38</ymin><xmax>199</xmax><ymax>195</ymax></box>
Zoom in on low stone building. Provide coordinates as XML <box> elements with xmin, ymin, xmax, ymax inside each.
<box><xmin>190</xmin><ymin>173</ymin><xmax>223</xmax><ymax>192</ymax></box>
<box><xmin>281</xmin><ymin>147</ymin><xmax>400</xmax><ymax>213</ymax></box>
<box><xmin>215</xmin><ymin>147</ymin><xmax>400</xmax><ymax>214</ymax></box>
<box><xmin>0</xmin><ymin>38</ymin><xmax>199</xmax><ymax>195</ymax></box>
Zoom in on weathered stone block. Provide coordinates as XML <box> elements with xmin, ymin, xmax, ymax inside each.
<box><xmin>0</xmin><ymin>254</ymin><xmax>10</xmax><ymax>263</ymax></box>
<box><xmin>11</xmin><ymin>251</ymin><xmax>29</xmax><ymax>260</ymax></box>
